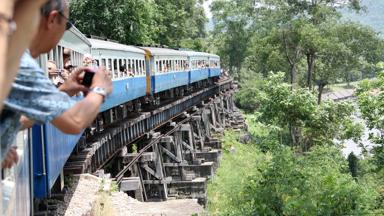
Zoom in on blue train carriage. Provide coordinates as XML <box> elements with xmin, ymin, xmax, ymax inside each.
<box><xmin>90</xmin><ymin>39</ymin><xmax>147</xmax><ymax>113</ymax></box>
<box><xmin>33</xmin><ymin>27</ymin><xmax>92</xmax><ymax>199</ymax></box>
<box><xmin>140</xmin><ymin>47</ymin><xmax>189</xmax><ymax>95</ymax></box>
<box><xmin>183</xmin><ymin>51</ymin><xmax>210</xmax><ymax>85</ymax></box>
<box><xmin>207</xmin><ymin>53</ymin><xmax>221</xmax><ymax>79</ymax></box>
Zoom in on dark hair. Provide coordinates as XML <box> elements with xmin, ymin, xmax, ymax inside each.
<box><xmin>41</xmin><ymin>0</ymin><xmax>66</xmax><ymax>16</ymax></box>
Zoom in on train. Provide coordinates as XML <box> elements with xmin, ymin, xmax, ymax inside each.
<box><xmin>2</xmin><ymin>26</ymin><xmax>221</xmax><ymax>215</ymax></box>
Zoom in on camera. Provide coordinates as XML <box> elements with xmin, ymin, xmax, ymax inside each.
<box><xmin>82</xmin><ymin>68</ymin><xmax>96</xmax><ymax>87</ymax></box>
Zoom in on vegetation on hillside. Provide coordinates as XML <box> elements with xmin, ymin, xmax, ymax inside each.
<box><xmin>210</xmin><ymin>0</ymin><xmax>384</xmax><ymax>102</ymax></box>
<box><xmin>208</xmin><ymin>73</ymin><xmax>384</xmax><ymax>215</ymax></box>
<box><xmin>208</xmin><ymin>0</ymin><xmax>384</xmax><ymax>210</ymax></box>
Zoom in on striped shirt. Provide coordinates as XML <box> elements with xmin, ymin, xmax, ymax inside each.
<box><xmin>0</xmin><ymin>50</ymin><xmax>76</xmax><ymax>160</ymax></box>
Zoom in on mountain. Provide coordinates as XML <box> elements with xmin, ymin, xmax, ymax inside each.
<box><xmin>340</xmin><ymin>0</ymin><xmax>384</xmax><ymax>35</ymax></box>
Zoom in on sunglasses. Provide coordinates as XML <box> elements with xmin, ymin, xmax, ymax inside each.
<box><xmin>59</xmin><ymin>12</ymin><xmax>74</xmax><ymax>30</ymax></box>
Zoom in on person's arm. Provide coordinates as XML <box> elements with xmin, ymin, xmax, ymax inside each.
<box><xmin>51</xmin><ymin>92</ymin><xmax>104</xmax><ymax>134</ymax></box>
<box><xmin>51</xmin><ymin>67</ymin><xmax>112</xmax><ymax>134</ymax></box>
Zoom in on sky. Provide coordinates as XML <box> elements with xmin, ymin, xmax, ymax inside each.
<box><xmin>203</xmin><ymin>0</ymin><xmax>213</xmax><ymax>19</ymax></box>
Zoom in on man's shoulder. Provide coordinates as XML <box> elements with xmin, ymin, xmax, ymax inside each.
<box><xmin>16</xmin><ymin>51</ymin><xmax>50</xmax><ymax>84</ymax></box>
<box><xmin>19</xmin><ymin>51</ymin><xmax>44</xmax><ymax>74</ymax></box>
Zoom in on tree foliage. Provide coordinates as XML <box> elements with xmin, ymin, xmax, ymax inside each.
<box><xmin>70</xmin><ymin>0</ymin><xmax>208</xmax><ymax>50</ymax></box>
<box><xmin>208</xmin><ymin>128</ymin><xmax>379</xmax><ymax>216</ymax></box>
<box><xmin>356</xmin><ymin>70</ymin><xmax>384</xmax><ymax>170</ymax></box>
<box><xmin>236</xmin><ymin>72</ymin><xmax>363</xmax><ymax>151</ymax></box>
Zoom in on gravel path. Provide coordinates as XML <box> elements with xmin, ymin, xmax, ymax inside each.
<box><xmin>111</xmin><ymin>192</ymin><xmax>204</xmax><ymax>216</ymax></box>
<box><xmin>55</xmin><ymin>174</ymin><xmax>101</xmax><ymax>216</ymax></box>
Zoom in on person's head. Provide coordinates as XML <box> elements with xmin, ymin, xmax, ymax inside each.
<box><xmin>63</xmin><ymin>48</ymin><xmax>71</xmax><ymax>64</ymax></box>
<box><xmin>47</xmin><ymin>60</ymin><xmax>57</xmax><ymax>75</ymax></box>
<box><xmin>82</xmin><ymin>53</ymin><xmax>93</xmax><ymax>66</ymax></box>
<box><xmin>61</xmin><ymin>69</ymin><xmax>70</xmax><ymax>80</ymax></box>
<box><xmin>29</xmin><ymin>0</ymin><xmax>70</xmax><ymax>58</ymax></box>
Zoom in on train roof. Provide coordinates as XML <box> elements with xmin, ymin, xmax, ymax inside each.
<box><xmin>140</xmin><ymin>47</ymin><xmax>187</xmax><ymax>57</ymax></box>
<box><xmin>182</xmin><ymin>51</ymin><xmax>220</xmax><ymax>59</ymax></box>
<box><xmin>90</xmin><ymin>39</ymin><xmax>145</xmax><ymax>54</ymax></box>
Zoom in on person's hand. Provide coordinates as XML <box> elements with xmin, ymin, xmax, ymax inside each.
<box><xmin>59</xmin><ymin>67</ymin><xmax>89</xmax><ymax>97</ymax></box>
<box><xmin>91</xmin><ymin>66</ymin><xmax>113</xmax><ymax>95</ymax></box>
<box><xmin>1</xmin><ymin>146</ymin><xmax>19</xmax><ymax>169</ymax></box>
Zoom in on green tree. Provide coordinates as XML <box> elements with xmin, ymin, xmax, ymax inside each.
<box><xmin>70</xmin><ymin>0</ymin><xmax>208</xmax><ymax>49</ymax></box>
<box><xmin>236</xmin><ymin>72</ymin><xmax>363</xmax><ymax>151</ymax></box>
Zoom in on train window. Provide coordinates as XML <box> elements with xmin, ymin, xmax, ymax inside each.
<box><xmin>135</xmin><ymin>59</ymin><xmax>139</xmax><ymax>75</ymax></box>
<box><xmin>134</xmin><ymin>59</ymin><xmax>136</xmax><ymax>74</ymax></box>
<box><xmin>118</xmin><ymin>59</ymin><xmax>122</xmax><ymax>77</ymax></box>
<box><xmin>72</xmin><ymin>51</ymin><xmax>76</xmax><ymax>66</ymax></box>
<box><xmin>137</xmin><ymin>60</ymin><xmax>141</xmax><ymax>75</ymax></box>
<box><xmin>101</xmin><ymin>59</ymin><xmax>106</xmax><ymax>67</ymax></box>
<box><xmin>128</xmin><ymin>59</ymin><xmax>132</xmax><ymax>75</ymax></box>
<box><xmin>130</xmin><ymin>59</ymin><xmax>134</xmax><ymax>75</ymax></box>
<box><xmin>48</xmin><ymin>50</ymin><xmax>53</xmax><ymax>61</ymax></box>
<box><xmin>123</xmin><ymin>59</ymin><xmax>128</xmax><ymax>77</ymax></box>
<box><xmin>142</xmin><ymin>60</ymin><xmax>145</xmax><ymax>75</ymax></box>
<box><xmin>113</xmin><ymin>59</ymin><xmax>118</xmax><ymax>78</ymax></box>
<box><xmin>107</xmin><ymin>58</ymin><xmax>112</xmax><ymax>74</ymax></box>
<box><xmin>141</xmin><ymin>60</ymin><xmax>144</xmax><ymax>75</ymax></box>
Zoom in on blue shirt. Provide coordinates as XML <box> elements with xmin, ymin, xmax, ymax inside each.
<box><xmin>0</xmin><ymin>51</ymin><xmax>76</xmax><ymax>159</ymax></box>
